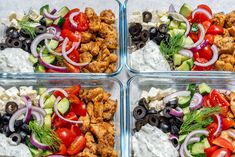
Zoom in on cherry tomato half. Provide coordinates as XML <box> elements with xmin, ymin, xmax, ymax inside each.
<box><xmin>56</xmin><ymin>128</ymin><xmax>76</xmax><ymax>147</ymax></box>
<box><xmin>205</xmin><ymin>146</ymin><xmax>219</xmax><ymax>157</ymax></box>
<box><xmin>222</xmin><ymin>118</ymin><xmax>235</xmax><ymax>130</ymax></box>
<box><xmin>198</xmin><ymin>45</ymin><xmax>213</xmax><ymax>61</ymax></box>
<box><xmin>209</xmin><ymin>89</ymin><xmax>230</xmax><ymax>107</ymax></box>
<box><xmin>211</xmin><ymin>148</ymin><xmax>232</xmax><ymax>157</ymax></box>
<box><xmin>57</xmin><ymin>143</ymin><xmax>67</xmax><ymax>155</ymax></box>
<box><xmin>205</xmin><ymin>34</ymin><xmax>215</xmax><ymax>45</ymax></box>
<box><xmin>198</xmin><ymin>4</ymin><xmax>213</xmax><ymax>15</ymax></box>
<box><xmin>212</xmin><ymin>137</ymin><xmax>234</xmax><ymax>151</ymax></box>
<box><xmin>74</xmin><ymin>13</ymin><xmax>89</xmax><ymax>32</ymax></box>
<box><xmin>67</xmin><ymin>135</ymin><xmax>86</xmax><ymax>155</ymax></box>
<box><xmin>207</xmin><ymin>25</ymin><xmax>224</xmax><ymax>35</ymax></box>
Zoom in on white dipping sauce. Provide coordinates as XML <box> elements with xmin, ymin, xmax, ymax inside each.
<box><xmin>129</xmin><ymin>41</ymin><xmax>171</xmax><ymax>72</ymax></box>
<box><xmin>0</xmin><ymin>48</ymin><xmax>34</xmax><ymax>72</ymax></box>
<box><xmin>132</xmin><ymin>124</ymin><xmax>179</xmax><ymax>157</ymax></box>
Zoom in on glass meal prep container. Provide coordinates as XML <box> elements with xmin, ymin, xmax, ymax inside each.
<box><xmin>124</xmin><ymin>0</ymin><xmax>235</xmax><ymax>75</ymax></box>
<box><xmin>0</xmin><ymin>76</ymin><xmax>124</xmax><ymax>157</ymax></box>
<box><xmin>126</xmin><ymin>75</ymin><xmax>235</xmax><ymax>157</ymax></box>
<box><xmin>0</xmin><ymin>0</ymin><xmax>123</xmax><ymax>76</ymax></box>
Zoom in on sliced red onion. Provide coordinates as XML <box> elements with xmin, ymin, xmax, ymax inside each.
<box><xmin>44</xmin><ymin>40</ymin><xmax>62</xmax><ymax>56</ymax></box>
<box><xmin>169</xmin><ymin>135</ymin><xmax>179</xmax><ymax>150</ymax></box>
<box><xmin>32</xmin><ymin>111</ymin><xmax>44</xmax><ymax>126</ymax></box>
<box><xmin>44</xmin><ymin>8</ymin><xmax>59</xmax><ymax>20</ymax></box>
<box><xmin>194</xmin><ymin>45</ymin><xmax>218</xmax><ymax>67</ymax></box>
<box><xmin>228</xmin><ymin>130</ymin><xmax>235</xmax><ymax>139</ymax></box>
<box><xmin>50</xmin><ymin>9</ymin><xmax>57</xmax><ymax>15</ymax></box>
<box><xmin>31</xmin><ymin>33</ymin><xmax>54</xmax><ymax>57</ymax></box>
<box><xmin>54</xmin><ymin>97</ymin><xmax>83</xmax><ymax>124</ymax></box>
<box><xmin>32</xmin><ymin>106</ymin><xmax>47</xmax><ymax>117</ymax></box>
<box><xmin>168</xmin><ymin>12</ymin><xmax>190</xmax><ymax>36</ymax></box>
<box><xmin>179</xmin><ymin>49</ymin><xmax>193</xmax><ymax>58</ymax></box>
<box><xmin>190</xmin><ymin>40</ymin><xmax>208</xmax><ymax>53</ymax></box>
<box><xmin>30</xmin><ymin>133</ymin><xmax>50</xmax><ymax>150</ymax></box>
<box><xmin>47</xmin><ymin>25</ymin><xmax>63</xmax><ymax>41</ymax></box>
<box><xmin>39</xmin><ymin>88</ymin><xmax>68</xmax><ymax>108</ymax></box>
<box><xmin>192</xmin><ymin>8</ymin><xmax>212</xmax><ymax>20</ymax></box>
<box><xmin>61</xmin><ymin>38</ymin><xmax>79</xmax><ymax>55</ymax></box>
<box><xmin>189</xmin><ymin>93</ymin><xmax>203</xmax><ymax>111</ymax></box>
<box><xmin>183</xmin><ymin>130</ymin><xmax>209</xmax><ymax>157</ymax></box>
<box><xmin>8</xmin><ymin>133</ymin><xmax>21</xmax><ymax>146</ymax></box>
<box><xmin>69</xmin><ymin>12</ymin><xmax>80</xmax><ymax>28</ymax></box>
<box><xmin>184</xmin><ymin>24</ymin><xmax>205</xmax><ymax>49</ymax></box>
<box><xmin>62</xmin><ymin>37</ymin><xmax>88</xmax><ymax>67</ymax></box>
<box><xmin>213</xmin><ymin>114</ymin><xmax>222</xmax><ymax>137</ymax></box>
<box><xmin>216</xmin><ymin>89</ymin><xmax>231</xmax><ymax>96</ymax></box>
<box><xmin>22</xmin><ymin>96</ymin><xmax>32</xmax><ymax>123</ymax></box>
<box><xmin>163</xmin><ymin>91</ymin><xmax>191</xmax><ymax>104</ymax></box>
<box><xmin>180</xmin><ymin>137</ymin><xmax>200</xmax><ymax>157</ymax></box>
<box><xmin>168</xmin><ymin>4</ymin><xmax>176</xmax><ymax>12</ymax></box>
<box><xmin>170</xmin><ymin>107</ymin><xmax>184</xmax><ymax>117</ymax></box>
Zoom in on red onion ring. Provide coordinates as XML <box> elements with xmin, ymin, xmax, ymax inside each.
<box><xmin>44</xmin><ymin>8</ymin><xmax>59</xmax><ymax>20</ymax></box>
<box><xmin>50</xmin><ymin>9</ymin><xmax>57</xmax><ymax>15</ymax></box>
<box><xmin>189</xmin><ymin>93</ymin><xmax>203</xmax><ymax>111</ymax></box>
<box><xmin>62</xmin><ymin>37</ymin><xmax>88</xmax><ymax>67</ymax></box>
<box><xmin>190</xmin><ymin>40</ymin><xmax>208</xmax><ymax>53</ymax></box>
<box><xmin>22</xmin><ymin>96</ymin><xmax>32</xmax><ymax>123</ymax></box>
<box><xmin>30</xmin><ymin>133</ymin><xmax>50</xmax><ymax>150</ymax></box>
<box><xmin>179</xmin><ymin>49</ymin><xmax>193</xmax><ymax>58</ymax></box>
<box><xmin>213</xmin><ymin>114</ymin><xmax>222</xmax><ymax>137</ymax></box>
<box><xmin>163</xmin><ymin>91</ymin><xmax>191</xmax><ymax>104</ymax></box>
<box><xmin>194</xmin><ymin>45</ymin><xmax>218</xmax><ymax>67</ymax></box>
<box><xmin>69</xmin><ymin>12</ymin><xmax>81</xmax><ymax>28</ymax></box>
<box><xmin>54</xmin><ymin>97</ymin><xmax>83</xmax><ymax>124</ymax></box>
<box><xmin>180</xmin><ymin>137</ymin><xmax>200</xmax><ymax>157</ymax></box>
<box><xmin>170</xmin><ymin>107</ymin><xmax>184</xmax><ymax>117</ymax></box>
<box><xmin>192</xmin><ymin>8</ymin><xmax>212</xmax><ymax>20</ymax></box>
<box><xmin>61</xmin><ymin>38</ymin><xmax>79</xmax><ymax>55</ymax></box>
<box><xmin>169</xmin><ymin>134</ymin><xmax>179</xmax><ymax>150</ymax></box>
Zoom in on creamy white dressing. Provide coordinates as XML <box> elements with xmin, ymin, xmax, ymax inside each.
<box><xmin>0</xmin><ymin>134</ymin><xmax>32</xmax><ymax>157</ymax></box>
<box><xmin>129</xmin><ymin>41</ymin><xmax>171</xmax><ymax>72</ymax></box>
<box><xmin>132</xmin><ymin>124</ymin><xmax>179</xmax><ymax>157</ymax></box>
<box><xmin>0</xmin><ymin>48</ymin><xmax>34</xmax><ymax>72</ymax></box>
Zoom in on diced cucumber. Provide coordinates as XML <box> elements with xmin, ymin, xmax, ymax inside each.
<box><xmin>178</xmin><ymin>96</ymin><xmax>191</xmax><ymax>108</ymax></box>
<box><xmin>44</xmin><ymin>108</ymin><xmax>53</xmax><ymax>115</ymax></box>
<box><xmin>53</xmin><ymin>17</ymin><xmax>65</xmax><ymax>27</ymax></box>
<box><xmin>183</xmin><ymin>107</ymin><xmax>190</xmax><ymax>114</ymax></box>
<box><xmin>186</xmin><ymin>83</ymin><xmax>196</xmax><ymax>96</ymax></box>
<box><xmin>42</xmin><ymin>150</ymin><xmax>53</xmax><ymax>156</ymax></box>
<box><xmin>186</xmin><ymin>59</ymin><xmax>194</xmax><ymax>70</ymax></box>
<box><xmin>179</xmin><ymin>134</ymin><xmax>187</xmax><ymax>144</ymax></box>
<box><xmin>29</xmin><ymin>10</ymin><xmax>43</xmax><ymax>22</ymax></box>
<box><xmin>35</xmin><ymin>65</ymin><xmax>46</xmax><ymax>73</ymax></box>
<box><xmin>191</xmin><ymin>142</ymin><xmax>205</xmax><ymax>154</ymax></box>
<box><xmin>173</xmin><ymin>54</ymin><xmax>188</xmax><ymax>66</ymax></box>
<box><xmin>38</xmin><ymin>88</ymin><xmax>47</xmax><ymax>95</ymax></box>
<box><xmin>169</xmin><ymin>21</ymin><xmax>179</xmax><ymax>30</ymax></box>
<box><xmin>28</xmin><ymin>55</ymin><xmax>38</xmax><ymax>65</ymax></box>
<box><xmin>168</xmin><ymin>30</ymin><xmax>174</xmax><ymax>37</ymax></box>
<box><xmin>47</xmin><ymin>40</ymin><xmax>59</xmax><ymax>50</ymax></box>
<box><xmin>179</xmin><ymin>22</ymin><xmax>187</xmax><ymax>30</ymax></box>
<box><xmin>57</xmin><ymin>98</ymin><xmax>70</xmax><ymax>115</ymax></box>
<box><xmin>199</xmin><ymin>83</ymin><xmax>211</xmax><ymax>95</ymax></box>
<box><xmin>43</xmin><ymin>95</ymin><xmax>56</xmax><ymax>108</ymax></box>
<box><xmin>56</xmin><ymin>7</ymin><xmax>70</xmax><ymax>18</ymax></box>
<box><xmin>176</xmin><ymin>61</ymin><xmax>190</xmax><ymax>71</ymax></box>
<box><xmin>179</xmin><ymin>3</ymin><xmax>193</xmax><ymax>18</ymax></box>
<box><xmin>173</xmin><ymin>28</ymin><xmax>185</xmax><ymax>36</ymax></box>
<box><xmin>42</xmin><ymin>54</ymin><xmax>55</xmax><ymax>64</ymax></box>
<box><xmin>40</xmin><ymin>17</ymin><xmax>53</xmax><ymax>26</ymax></box>
<box><xmin>44</xmin><ymin>114</ymin><xmax>51</xmax><ymax>129</ymax></box>
<box><xmin>40</xmin><ymin>4</ymin><xmax>49</xmax><ymax>15</ymax></box>
<box><xmin>182</xmin><ymin>36</ymin><xmax>194</xmax><ymax>47</ymax></box>
<box><xmin>29</xmin><ymin>147</ymin><xmax>43</xmax><ymax>157</ymax></box>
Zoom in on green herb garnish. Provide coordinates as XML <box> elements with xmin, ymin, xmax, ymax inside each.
<box><xmin>160</xmin><ymin>34</ymin><xmax>184</xmax><ymax>59</ymax></box>
<box><xmin>191</xmin><ymin>23</ymin><xmax>199</xmax><ymax>33</ymax></box>
<box><xmin>18</xmin><ymin>16</ymin><xmax>36</xmax><ymax>38</ymax></box>
<box><xmin>180</xmin><ymin>107</ymin><xmax>221</xmax><ymax>134</ymax></box>
<box><xmin>29</xmin><ymin>121</ymin><xmax>61</xmax><ymax>151</ymax></box>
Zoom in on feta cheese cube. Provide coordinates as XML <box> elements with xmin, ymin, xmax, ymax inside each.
<box><xmin>148</xmin><ymin>100</ymin><xmax>164</xmax><ymax>111</ymax></box>
<box><xmin>159</xmin><ymin>88</ymin><xmax>177</xmax><ymax>98</ymax></box>
<box><xmin>147</xmin><ymin>87</ymin><xmax>160</xmax><ymax>101</ymax></box>
<box><xmin>5</xmin><ymin>87</ymin><xmax>19</xmax><ymax>97</ymax></box>
<box><xmin>140</xmin><ymin>90</ymin><xmax>148</xmax><ymax>99</ymax></box>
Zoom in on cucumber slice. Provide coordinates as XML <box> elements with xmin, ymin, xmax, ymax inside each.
<box><xmin>199</xmin><ymin>83</ymin><xmax>211</xmax><ymax>95</ymax></box>
<box><xmin>47</xmin><ymin>40</ymin><xmax>59</xmax><ymax>50</ymax></box>
<box><xmin>28</xmin><ymin>55</ymin><xmax>38</xmax><ymax>65</ymax></box>
<box><xmin>191</xmin><ymin>142</ymin><xmax>205</xmax><ymax>154</ymax></box>
<box><xmin>42</xmin><ymin>54</ymin><xmax>55</xmax><ymax>64</ymax></box>
<box><xmin>179</xmin><ymin>3</ymin><xmax>193</xmax><ymax>18</ymax></box>
<box><xmin>173</xmin><ymin>54</ymin><xmax>188</xmax><ymax>66</ymax></box>
<box><xmin>35</xmin><ymin>65</ymin><xmax>46</xmax><ymax>73</ymax></box>
<box><xmin>29</xmin><ymin>147</ymin><xmax>44</xmax><ymax>157</ymax></box>
<box><xmin>178</xmin><ymin>96</ymin><xmax>191</xmax><ymax>108</ymax></box>
<box><xmin>56</xmin><ymin>7</ymin><xmax>70</xmax><ymax>18</ymax></box>
<box><xmin>176</xmin><ymin>61</ymin><xmax>190</xmax><ymax>71</ymax></box>
<box><xmin>44</xmin><ymin>114</ymin><xmax>51</xmax><ymax>129</ymax></box>
<box><xmin>43</xmin><ymin>95</ymin><xmax>56</xmax><ymax>108</ymax></box>
<box><xmin>179</xmin><ymin>134</ymin><xmax>187</xmax><ymax>144</ymax></box>
<box><xmin>186</xmin><ymin>83</ymin><xmax>196</xmax><ymax>96</ymax></box>
<box><xmin>44</xmin><ymin>108</ymin><xmax>53</xmax><ymax>115</ymax></box>
<box><xmin>40</xmin><ymin>4</ymin><xmax>49</xmax><ymax>15</ymax></box>
<box><xmin>38</xmin><ymin>88</ymin><xmax>47</xmax><ymax>95</ymax></box>
<box><xmin>183</xmin><ymin>107</ymin><xmax>190</xmax><ymax>114</ymax></box>
<box><xmin>57</xmin><ymin>98</ymin><xmax>70</xmax><ymax>115</ymax></box>
<box><xmin>53</xmin><ymin>17</ymin><xmax>65</xmax><ymax>27</ymax></box>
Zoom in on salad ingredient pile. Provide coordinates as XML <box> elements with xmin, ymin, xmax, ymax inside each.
<box><xmin>0</xmin><ymin>5</ymin><xmax>118</xmax><ymax>73</ymax></box>
<box><xmin>128</xmin><ymin>3</ymin><xmax>235</xmax><ymax>72</ymax></box>
<box><xmin>0</xmin><ymin>85</ymin><xmax>118</xmax><ymax>157</ymax></box>
<box><xmin>132</xmin><ymin>83</ymin><xmax>235</xmax><ymax>157</ymax></box>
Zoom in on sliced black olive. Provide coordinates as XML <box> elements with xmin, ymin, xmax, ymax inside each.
<box><xmin>159</xmin><ymin>122</ymin><xmax>170</xmax><ymax>133</ymax></box>
<box><xmin>133</xmin><ymin>106</ymin><xmax>147</xmax><ymax>120</ymax></box>
<box><xmin>9</xmin><ymin>30</ymin><xmax>20</xmax><ymax>39</ymax></box>
<box><xmin>170</xmin><ymin>138</ymin><xmax>179</xmax><ymax>148</ymax></box>
<box><xmin>163</xmin><ymin>33</ymin><xmax>171</xmax><ymax>43</ymax></box>
<box><xmin>142</xmin><ymin>11</ymin><xmax>152</xmax><ymax>23</ymax></box>
<box><xmin>20</xmin><ymin>29</ymin><xmax>31</xmax><ymax>38</ymax></box>
<box><xmin>21</xmin><ymin>123</ymin><xmax>31</xmax><ymax>134</ymax></box>
<box><xmin>136</xmin><ymin>41</ymin><xmax>146</xmax><ymax>49</ymax></box>
<box><xmin>135</xmin><ymin>119</ymin><xmax>147</xmax><ymax>131</ymax></box>
<box><xmin>131</xmin><ymin>34</ymin><xmax>141</xmax><ymax>42</ymax></box>
<box><xmin>140</xmin><ymin>30</ymin><xmax>149</xmax><ymax>42</ymax></box>
<box><xmin>9</xmin><ymin>133</ymin><xmax>22</xmax><ymax>145</ymax></box>
<box><xmin>129</xmin><ymin>23</ymin><xmax>142</xmax><ymax>36</ymax></box>
<box><xmin>0</xmin><ymin>43</ymin><xmax>7</xmax><ymax>50</ymax></box>
<box><xmin>158</xmin><ymin>24</ymin><xmax>169</xmax><ymax>34</ymax></box>
<box><xmin>35</xmin><ymin>25</ymin><xmax>47</xmax><ymax>35</ymax></box>
<box><xmin>163</xmin><ymin>107</ymin><xmax>172</xmax><ymax>118</ymax></box>
<box><xmin>22</xmin><ymin>42</ymin><xmax>30</xmax><ymax>52</ymax></box>
<box><xmin>5</xmin><ymin>38</ymin><xmax>13</xmax><ymax>47</ymax></box>
<box><xmin>2</xmin><ymin>114</ymin><xmax>11</xmax><ymax>124</ymax></box>
<box><xmin>149</xmin><ymin>27</ymin><xmax>159</xmax><ymax>40</ymax></box>
<box><xmin>5</xmin><ymin>101</ymin><xmax>18</xmax><ymax>115</ymax></box>
<box><xmin>14</xmin><ymin>119</ymin><xmax>23</xmax><ymax>130</ymax></box>
<box><xmin>11</xmin><ymin>39</ymin><xmax>22</xmax><ymax>48</ymax></box>
<box><xmin>3</xmin><ymin>125</ymin><xmax>12</xmax><ymax>137</ymax></box>
<box><xmin>147</xmin><ymin>114</ymin><xmax>159</xmax><ymax>127</ymax></box>
<box><xmin>138</xmin><ymin>98</ymin><xmax>148</xmax><ymax>109</ymax></box>
<box><xmin>6</xmin><ymin>27</ymin><xmax>17</xmax><ymax>37</ymax></box>
<box><xmin>170</xmin><ymin>125</ymin><xmax>180</xmax><ymax>135</ymax></box>
<box><xmin>168</xmin><ymin>15</ymin><xmax>174</xmax><ymax>21</ymax></box>
<box><xmin>174</xmin><ymin>117</ymin><xmax>184</xmax><ymax>127</ymax></box>
<box><xmin>19</xmin><ymin>131</ymin><xmax>27</xmax><ymax>142</ymax></box>
<box><xmin>39</xmin><ymin>18</ymin><xmax>47</xmax><ymax>26</ymax></box>
<box><xmin>166</xmin><ymin>98</ymin><xmax>178</xmax><ymax>108</ymax></box>
<box><xmin>152</xmin><ymin>33</ymin><xmax>165</xmax><ymax>45</ymax></box>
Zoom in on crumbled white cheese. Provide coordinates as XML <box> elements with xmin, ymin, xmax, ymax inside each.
<box><xmin>140</xmin><ymin>90</ymin><xmax>149</xmax><ymax>100</ymax></box>
<box><xmin>147</xmin><ymin>87</ymin><xmax>160</xmax><ymax>101</ymax></box>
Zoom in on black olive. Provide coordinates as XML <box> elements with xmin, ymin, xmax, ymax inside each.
<box><xmin>2</xmin><ymin>114</ymin><xmax>11</xmax><ymax>124</ymax></box>
<box><xmin>131</xmin><ymin>34</ymin><xmax>141</xmax><ymax>42</ymax></box>
<box><xmin>135</xmin><ymin>119</ymin><xmax>147</xmax><ymax>131</ymax></box>
<box><xmin>149</xmin><ymin>27</ymin><xmax>159</xmax><ymax>40</ymax></box>
<box><xmin>159</xmin><ymin>122</ymin><xmax>170</xmax><ymax>133</ymax></box>
<box><xmin>133</xmin><ymin>106</ymin><xmax>147</xmax><ymax>120</ymax></box>
<box><xmin>146</xmin><ymin>114</ymin><xmax>159</xmax><ymax>127</ymax></box>
<box><xmin>6</xmin><ymin>27</ymin><xmax>17</xmax><ymax>37</ymax></box>
<box><xmin>140</xmin><ymin>30</ymin><xmax>149</xmax><ymax>42</ymax></box>
<box><xmin>163</xmin><ymin>107</ymin><xmax>172</xmax><ymax>118</ymax></box>
<box><xmin>138</xmin><ymin>98</ymin><xmax>148</xmax><ymax>109</ymax></box>
<box><xmin>14</xmin><ymin>119</ymin><xmax>23</xmax><ymax>131</ymax></box>
<box><xmin>163</xmin><ymin>33</ymin><xmax>171</xmax><ymax>43</ymax></box>
<box><xmin>21</xmin><ymin>123</ymin><xmax>31</xmax><ymax>134</ymax></box>
<box><xmin>3</xmin><ymin>125</ymin><xmax>12</xmax><ymax>137</ymax></box>
<box><xmin>142</xmin><ymin>11</ymin><xmax>152</xmax><ymax>23</ymax></box>
<box><xmin>5</xmin><ymin>102</ymin><xmax>18</xmax><ymax>115</ymax></box>
<box><xmin>22</xmin><ymin>42</ymin><xmax>30</xmax><ymax>52</ymax></box>
<box><xmin>170</xmin><ymin>125</ymin><xmax>180</xmax><ymax>135</ymax></box>
<box><xmin>5</xmin><ymin>38</ymin><xmax>13</xmax><ymax>47</ymax></box>
<box><xmin>9</xmin><ymin>133</ymin><xmax>22</xmax><ymax>144</ymax></box>
<box><xmin>19</xmin><ymin>131</ymin><xmax>27</xmax><ymax>142</ymax></box>
<box><xmin>9</xmin><ymin>30</ymin><xmax>20</xmax><ymax>39</ymax></box>
<box><xmin>35</xmin><ymin>25</ymin><xmax>47</xmax><ymax>35</ymax></box>
<box><xmin>170</xmin><ymin>138</ymin><xmax>179</xmax><ymax>148</ymax></box>
<box><xmin>11</xmin><ymin>39</ymin><xmax>22</xmax><ymax>48</ymax></box>
<box><xmin>174</xmin><ymin>117</ymin><xmax>184</xmax><ymax>128</ymax></box>
<box><xmin>39</xmin><ymin>18</ymin><xmax>47</xmax><ymax>26</ymax></box>
<box><xmin>0</xmin><ymin>43</ymin><xmax>7</xmax><ymax>50</ymax></box>
<box><xmin>152</xmin><ymin>33</ymin><xmax>165</xmax><ymax>45</ymax></box>
<box><xmin>168</xmin><ymin>15</ymin><xmax>174</xmax><ymax>21</ymax></box>
<box><xmin>166</xmin><ymin>98</ymin><xmax>178</xmax><ymax>108</ymax></box>
<box><xmin>158</xmin><ymin>24</ymin><xmax>169</xmax><ymax>34</ymax></box>
<box><xmin>136</xmin><ymin>41</ymin><xmax>146</xmax><ymax>49</ymax></box>
<box><xmin>23</xmin><ymin>38</ymin><xmax>33</xmax><ymax>45</ymax></box>
<box><xmin>129</xmin><ymin>23</ymin><xmax>142</xmax><ymax>36</ymax></box>
<box><xmin>20</xmin><ymin>29</ymin><xmax>31</xmax><ymax>38</ymax></box>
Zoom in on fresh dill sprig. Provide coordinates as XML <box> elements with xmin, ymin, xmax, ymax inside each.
<box><xmin>18</xmin><ymin>16</ymin><xmax>36</xmax><ymax>38</ymax></box>
<box><xmin>29</xmin><ymin>121</ymin><xmax>61</xmax><ymax>151</ymax></box>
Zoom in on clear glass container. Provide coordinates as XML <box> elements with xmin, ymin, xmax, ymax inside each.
<box><xmin>123</xmin><ymin>0</ymin><xmax>235</xmax><ymax>75</ymax></box>
<box><xmin>126</xmin><ymin>75</ymin><xmax>235</xmax><ymax>157</ymax></box>
<box><xmin>0</xmin><ymin>0</ymin><xmax>123</xmax><ymax>77</ymax></box>
<box><xmin>0</xmin><ymin>76</ymin><xmax>124</xmax><ymax>156</ymax></box>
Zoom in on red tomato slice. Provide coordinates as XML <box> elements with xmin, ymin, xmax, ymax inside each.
<box><xmin>203</xmin><ymin>95</ymin><xmax>212</xmax><ymax>107</ymax></box>
<box><xmin>61</xmin><ymin>29</ymin><xmax>81</xmax><ymax>42</ymax></box>
<box><xmin>192</xmin><ymin>58</ymin><xmax>213</xmax><ymax>71</ymax></box>
<box><xmin>198</xmin><ymin>4</ymin><xmax>213</xmax><ymax>15</ymax></box>
<box><xmin>71</xmin><ymin>125</ymin><xmax>81</xmax><ymax>136</ymax></box>
<box><xmin>202</xmin><ymin>21</ymin><xmax>212</xmax><ymax>32</ymax></box>
<box><xmin>68</xmin><ymin>49</ymin><xmax>80</xmax><ymax>63</ymax></box>
<box><xmin>198</xmin><ymin>45</ymin><xmax>213</xmax><ymax>60</ymax></box>
<box><xmin>64</xmin><ymin>84</ymin><xmax>81</xmax><ymax>95</ymax></box>
<box><xmin>57</xmin><ymin>143</ymin><xmax>67</xmax><ymax>155</ymax></box>
<box><xmin>72</xmin><ymin>101</ymin><xmax>87</xmax><ymax>117</ymax></box>
<box><xmin>193</xmin><ymin>12</ymin><xmax>211</xmax><ymax>23</ymax></box>
<box><xmin>222</xmin><ymin>118</ymin><xmax>235</xmax><ymax>130</ymax></box>
<box><xmin>189</xmin><ymin>32</ymin><xmax>199</xmax><ymax>43</ymax></box>
<box><xmin>207</xmin><ymin>25</ymin><xmax>224</xmax><ymax>35</ymax></box>
<box><xmin>209</xmin><ymin>90</ymin><xmax>230</xmax><ymax>107</ymax></box>
<box><xmin>74</xmin><ymin>13</ymin><xmax>89</xmax><ymax>32</ymax></box>
<box><xmin>205</xmin><ymin>146</ymin><xmax>219</xmax><ymax>157</ymax></box>
<box><xmin>212</xmin><ymin>137</ymin><xmax>234</xmax><ymax>151</ymax></box>
<box><xmin>67</xmin><ymin>135</ymin><xmax>86</xmax><ymax>155</ymax></box>
<box><xmin>205</xmin><ymin>34</ymin><xmax>214</xmax><ymax>45</ymax></box>
<box><xmin>56</xmin><ymin>128</ymin><xmax>76</xmax><ymax>147</ymax></box>
<box><xmin>55</xmin><ymin>41</ymin><xmax>73</xmax><ymax>53</ymax></box>
<box><xmin>63</xmin><ymin>60</ymin><xmax>80</xmax><ymax>73</ymax></box>
<box><xmin>211</xmin><ymin>148</ymin><xmax>232</xmax><ymax>157</ymax></box>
